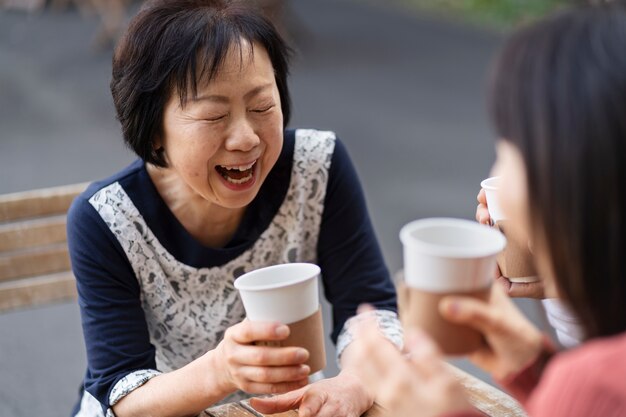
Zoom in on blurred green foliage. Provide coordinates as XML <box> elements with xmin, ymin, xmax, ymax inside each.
<box><xmin>400</xmin><ymin>0</ymin><xmax>573</xmax><ymax>29</ymax></box>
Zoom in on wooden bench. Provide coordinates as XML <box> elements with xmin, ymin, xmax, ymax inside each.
<box><xmin>0</xmin><ymin>182</ymin><xmax>88</xmax><ymax>312</ymax></box>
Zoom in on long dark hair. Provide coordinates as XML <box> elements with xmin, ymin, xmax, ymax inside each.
<box><xmin>489</xmin><ymin>2</ymin><xmax>626</xmax><ymax>340</ymax></box>
<box><xmin>111</xmin><ymin>0</ymin><xmax>292</xmax><ymax>167</ymax></box>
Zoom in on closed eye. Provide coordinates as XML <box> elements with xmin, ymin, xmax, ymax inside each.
<box><xmin>205</xmin><ymin>114</ymin><xmax>228</xmax><ymax>122</ymax></box>
<box><xmin>251</xmin><ymin>105</ymin><xmax>275</xmax><ymax>113</ymax></box>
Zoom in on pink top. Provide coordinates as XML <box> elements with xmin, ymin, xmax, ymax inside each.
<box><xmin>443</xmin><ymin>331</ymin><xmax>626</xmax><ymax>417</ymax></box>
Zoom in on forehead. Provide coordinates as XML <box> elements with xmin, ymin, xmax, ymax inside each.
<box><xmin>171</xmin><ymin>40</ymin><xmax>275</xmax><ymax>107</ymax></box>
<box><xmin>200</xmin><ymin>40</ymin><xmax>274</xmax><ymax>86</ymax></box>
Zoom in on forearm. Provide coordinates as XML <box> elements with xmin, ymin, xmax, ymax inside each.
<box><xmin>113</xmin><ymin>350</ymin><xmax>234</xmax><ymax>417</ymax></box>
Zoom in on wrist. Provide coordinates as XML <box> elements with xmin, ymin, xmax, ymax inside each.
<box><xmin>203</xmin><ymin>347</ymin><xmax>236</xmax><ymax>395</ymax></box>
<box><xmin>338</xmin><ymin>368</ymin><xmax>375</xmax><ymax>408</ymax></box>
<box><xmin>506</xmin><ymin>331</ymin><xmax>553</xmax><ymax>380</ymax></box>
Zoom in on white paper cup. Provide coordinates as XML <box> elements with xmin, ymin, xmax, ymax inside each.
<box><xmin>400</xmin><ymin>218</ymin><xmax>506</xmax><ymax>293</ymax></box>
<box><xmin>234</xmin><ymin>263</ymin><xmax>320</xmax><ymax>324</ymax></box>
<box><xmin>480</xmin><ymin>176</ymin><xmax>505</xmax><ymax>223</ymax></box>
<box><xmin>234</xmin><ymin>263</ymin><xmax>327</xmax><ymax>373</ymax></box>
<box><xmin>399</xmin><ymin>218</ymin><xmax>506</xmax><ymax>354</ymax></box>
<box><xmin>481</xmin><ymin>177</ymin><xmax>539</xmax><ymax>283</ymax></box>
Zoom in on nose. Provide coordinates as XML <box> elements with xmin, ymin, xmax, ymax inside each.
<box><xmin>224</xmin><ymin>118</ymin><xmax>260</xmax><ymax>152</ymax></box>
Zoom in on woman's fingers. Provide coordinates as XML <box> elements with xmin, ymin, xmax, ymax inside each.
<box><xmin>236</xmin><ymin>364</ymin><xmax>310</xmax><ymax>384</ymax></box>
<box><xmin>227</xmin><ymin>320</ymin><xmax>290</xmax><ymax>344</ymax></box>
<box><xmin>297</xmin><ymin>390</ymin><xmax>325</xmax><ymax>417</ymax></box>
<box><xmin>439</xmin><ymin>293</ymin><xmax>500</xmax><ymax>335</ymax></box>
<box><xmin>242</xmin><ymin>378</ymin><xmax>309</xmax><ymax>395</ymax></box>
<box><xmin>249</xmin><ymin>387</ymin><xmax>305</xmax><ymax>414</ymax></box>
<box><xmin>476</xmin><ymin>189</ymin><xmax>491</xmax><ymax>224</ymax></box>
<box><xmin>477</xmin><ymin>188</ymin><xmax>487</xmax><ymax>205</ymax></box>
<box><xmin>233</xmin><ymin>344</ymin><xmax>309</xmax><ymax>366</ymax></box>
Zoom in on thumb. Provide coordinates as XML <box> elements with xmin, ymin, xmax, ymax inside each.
<box><xmin>439</xmin><ymin>294</ymin><xmax>497</xmax><ymax>334</ymax></box>
<box><xmin>249</xmin><ymin>387</ymin><xmax>305</xmax><ymax>414</ymax></box>
<box><xmin>298</xmin><ymin>390</ymin><xmax>325</xmax><ymax>417</ymax></box>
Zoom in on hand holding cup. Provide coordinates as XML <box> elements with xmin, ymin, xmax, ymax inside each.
<box><xmin>399</xmin><ymin>218</ymin><xmax>506</xmax><ymax>355</ymax></box>
<box><xmin>480</xmin><ymin>177</ymin><xmax>538</xmax><ymax>284</ymax></box>
<box><xmin>213</xmin><ymin>319</ymin><xmax>311</xmax><ymax>394</ymax></box>
<box><xmin>234</xmin><ymin>263</ymin><xmax>327</xmax><ymax>374</ymax></box>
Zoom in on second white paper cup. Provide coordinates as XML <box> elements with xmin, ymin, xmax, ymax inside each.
<box><xmin>234</xmin><ymin>263</ymin><xmax>320</xmax><ymax>324</ymax></box>
<box><xmin>400</xmin><ymin>218</ymin><xmax>506</xmax><ymax>293</ymax></box>
<box><xmin>481</xmin><ymin>176</ymin><xmax>505</xmax><ymax>223</ymax></box>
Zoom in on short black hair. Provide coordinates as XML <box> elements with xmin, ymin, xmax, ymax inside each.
<box><xmin>111</xmin><ymin>0</ymin><xmax>292</xmax><ymax>167</ymax></box>
<box><xmin>489</xmin><ymin>2</ymin><xmax>626</xmax><ymax>339</ymax></box>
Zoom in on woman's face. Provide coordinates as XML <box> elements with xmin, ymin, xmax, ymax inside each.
<box><xmin>491</xmin><ymin>140</ymin><xmax>557</xmax><ymax>295</ymax></box>
<box><xmin>490</xmin><ymin>141</ymin><xmax>531</xmax><ymax>249</ymax></box>
<box><xmin>158</xmin><ymin>40</ymin><xmax>283</xmax><ymax>210</ymax></box>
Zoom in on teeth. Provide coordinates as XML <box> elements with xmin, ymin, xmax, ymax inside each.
<box><xmin>220</xmin><ymin>161</ymin><xmax>256</xmax><ymax>171</ymax></box>
<box><xmin>224</xmin><ymin>172</ymin><xmax>253</xmax><ymax>184</ymax></box>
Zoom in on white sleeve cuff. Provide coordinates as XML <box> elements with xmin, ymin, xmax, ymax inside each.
<box><xmin>108</xmin><ymin>369</ymin><xmax>162</xmax><ymax>410</ymax></box>
<box><xmin>542</xmin><ymin>298</ymin><xmax>584</xmax><ymax>348</ymax></box>
<box><xmin>335</xmin><ymin>309</ymin><xmax>403</xmax><ymax>367</ymax></box>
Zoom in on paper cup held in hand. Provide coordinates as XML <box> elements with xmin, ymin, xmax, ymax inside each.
<box><xmin>495</xmin><ymin>221</ymin><xmax>538</xmax><ymax>283</ymax></box>
<box><xmin>400</xmin><ymin>218</ymin><xmax>506</xmax><ymax>293</ymax></box>
<box><xmin>481</xmin><ymin>176</ymin><xmax>539</xmax><ymax>283</ymax></box>
<box><xmin>234</xmin><ymin>263</ymin><xmax>320</xmax><ymax>324</ymax></box>
<box><xmin>481</xmin><ymin>176</ymin><xmax>505</xmax><ymax>223</ymax></box>
<box><xmin>399</xmin><ymin>218</ymin><xmax>506</xmax><ymax>355</ymax></box>
<box><xmin>234</xmin><ymin>263</ymin><xmax>326</xmax><ymax>373</ymax></box>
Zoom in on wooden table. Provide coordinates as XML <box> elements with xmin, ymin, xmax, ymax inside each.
<box><xmin>204</xmin><ymin>400</ymin><xmax>385</xmax><ymax>417</ymax></box>
<box><xmin>204</xmin><ymin>365</ymin><xmax>526</xmax><ymax>417</ymax></box>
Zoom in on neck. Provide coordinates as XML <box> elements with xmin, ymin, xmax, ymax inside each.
<box><xmin>147</xmin><ymin>164</ymin><xmax>245</xmax><ymax>248</ymax></box>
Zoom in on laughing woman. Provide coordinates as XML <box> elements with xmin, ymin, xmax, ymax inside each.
<box><xmin>67</xmin><ymin>1</ymin><xmax>400</xmax><ymax>416</ymax></box>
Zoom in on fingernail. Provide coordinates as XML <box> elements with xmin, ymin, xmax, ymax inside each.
<box><xmin>300</xmin><ymin>364</ymin><xmax>311</xmax><ymax>375</ymax></box>
<box><xmin>275</xmin><ymin>325</ymin><xmax>289</xmax><ymax>338</ymax></box>
<box><xmin>446</xmin><ymin>300</ymin><xmax>460</xmax><ymax>316</ymax></box>
<box><xmin>296</xmin><ymin>349</ymin><xmax>309</xmax><ymax>362</ymax></box>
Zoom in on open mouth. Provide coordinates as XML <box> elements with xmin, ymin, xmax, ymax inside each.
<box><xmin>215</xmin><ymin>160</ymin><xmax>257</xmax><ymax>185</ymax></box>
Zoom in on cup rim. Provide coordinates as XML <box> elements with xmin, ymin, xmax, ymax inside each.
<box><xmin>234</xmin><ymin>263</ymin><xmax>321</xmax><ymax>291</ymax></box>
<box><xmin>399</xmin><ymin>217</ymin><xmax>506</xmax><ymax>258</ymax></box>
<box><xmin>480</xmin><ymin>176</ymin><xmax>500</xmax><ymax>190</ymax></box>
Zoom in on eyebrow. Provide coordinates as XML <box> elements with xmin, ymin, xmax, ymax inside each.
<box><xmin>192</xmin><ymin>83</ymin><xmax>273</xmax><ymax>103</ymax></box>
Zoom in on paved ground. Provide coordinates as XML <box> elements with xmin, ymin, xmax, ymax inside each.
<box><xmin>0</xmin><ymin>1</ymin><xmax>549</xmax><ymax>416</ymax></box>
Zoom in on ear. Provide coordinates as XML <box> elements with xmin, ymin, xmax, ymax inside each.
<box><xmin>152</xmin><ymin>134</ymin><xmax>163</xmax><ymax>151</ymax></box>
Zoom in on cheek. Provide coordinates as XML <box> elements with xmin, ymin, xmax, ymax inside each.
<box><xmin>169</xmin><ymin>145</ymin><xmax>221</xmax><ymax>188</ymax></box>
<box><xmin>492</xmin><ymin>143</ymin><xmax>531</xmax><ymax>245</ymax></box>
<box><xmin>502</xmin><ymin>186</ymin><xmax>531</xmax><ymax>249</ymax></box>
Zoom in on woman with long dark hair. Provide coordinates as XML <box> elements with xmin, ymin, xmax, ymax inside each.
<box><xmin>354</xmin><ymin>2</ymin><xmax>626</xmax><ymax>416</ymax></box>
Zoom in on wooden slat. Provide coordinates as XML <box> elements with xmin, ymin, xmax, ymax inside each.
<box><xmin>0</xmin><ymin>215</ymin><xmax>67</xmax><ymax>252</ymax></box>
<box><xmin>0</xmin><ymin>271</ymin><xmax>76</xmax><ymax>312</ymax></box>
<box><xmin>0</xmin><ymin>182</ymin><xmax>88</xmax><ymax>222</ymax></box>
<box><xmin>0</xmin><ymin>243</ymin><xmax>70</xmax><ymax>281</ymax></box>
<box><xmin>447</xmin><ymin>363</ymin><xmax>526</xmax><ymax>417</ymax></box>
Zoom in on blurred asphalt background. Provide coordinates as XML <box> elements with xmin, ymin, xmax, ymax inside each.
<box><xmin>0</xmin><ymin>1</ymin><xmax>551</xmax><ymax>415</ymax></box>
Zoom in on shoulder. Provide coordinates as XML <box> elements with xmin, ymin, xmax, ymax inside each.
<box><xmin>67</xmin><ymin>160</ymin><xmax>144</xmax><ymax>230</ymax></box>
<box><xmin>532</xmin><ymin>332</ymin><xmax>626</xmax><ymax>411</ymax></box>
<box><xmin>547</xmin><ymin>332</ymin><xmax>626</xmax><ymax>378</ymax></box>
<box><xmin>293</xmin><ymin>128</ymin><xmax>337</xmax><ymax>142</ymax></box>
<box><xmin>290</xmin><ymin>128</ymin><xmax>352</xmax><ymax>165</ymax></box>
<box><xmin>72</xmin><ymin>159</ymin><xmax>144</xmax><ymax>203</ymax></box>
